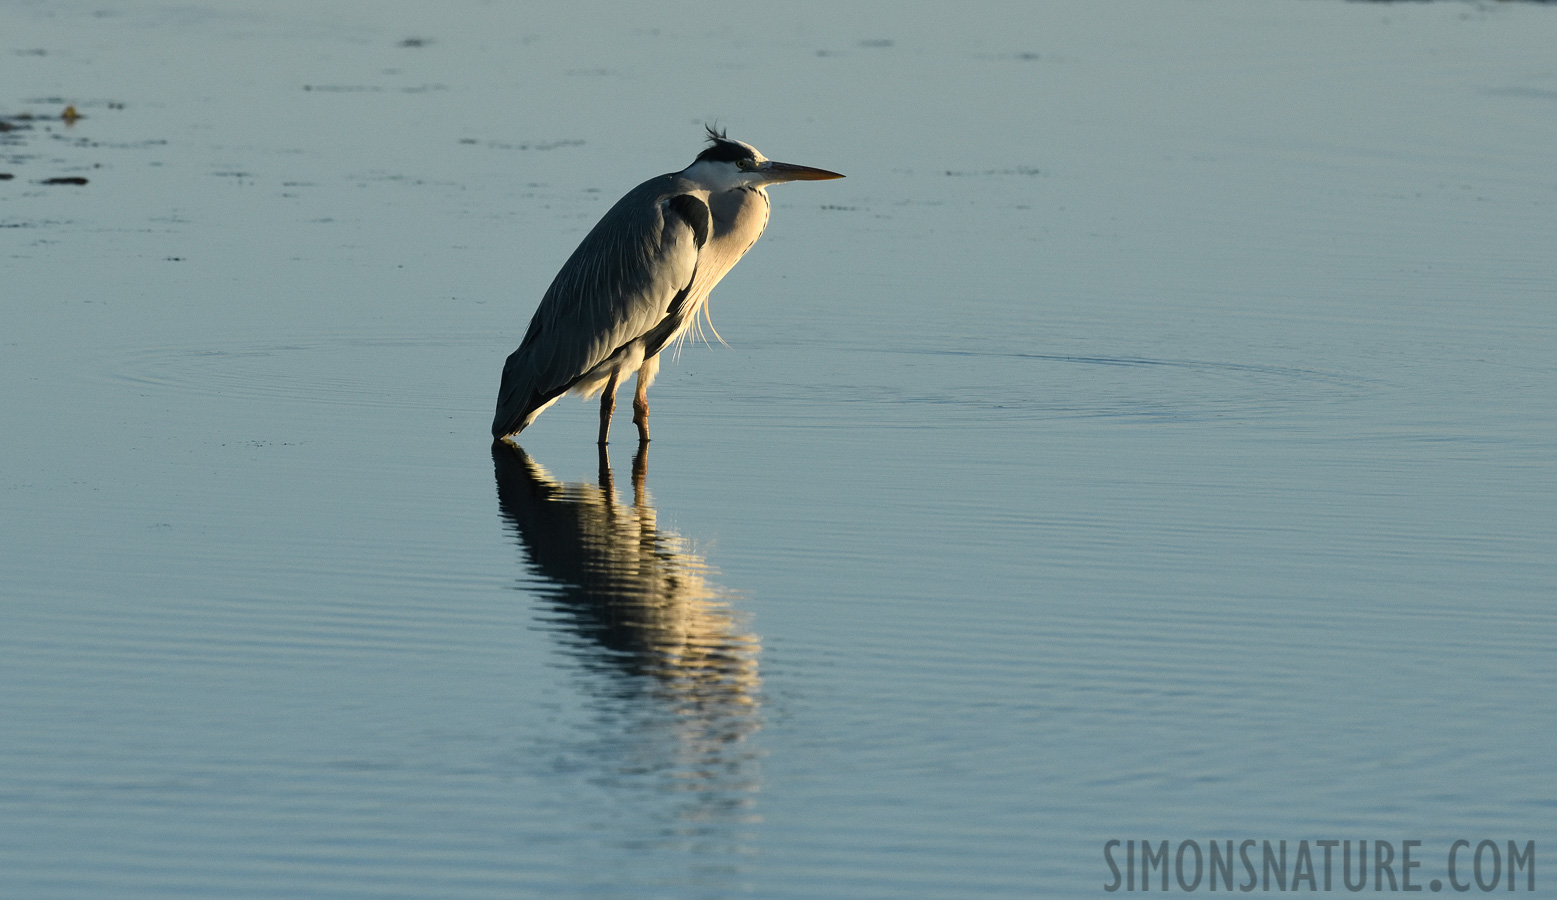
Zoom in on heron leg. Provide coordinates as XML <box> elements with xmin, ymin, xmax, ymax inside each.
<box><xmin>632</xmin><ymin>371</ymin><xmax>651</xmax><ymax>443</ymax></box>
<box><xmin>598</xmin><ymin>370</ymin><xmax>621</xmax><ymax>446</ymax></box>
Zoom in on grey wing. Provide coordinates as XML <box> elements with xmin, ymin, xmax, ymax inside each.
<box><xmin>493</xmin><ymin>182</ymin><xmax>710</xmax><ymax>438</ymax></box>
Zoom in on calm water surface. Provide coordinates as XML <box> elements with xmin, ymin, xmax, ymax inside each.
<box><xmin>3</xmin><ymin>1</ymin><xmax>1555</xmax><ymax>897</ymax></box>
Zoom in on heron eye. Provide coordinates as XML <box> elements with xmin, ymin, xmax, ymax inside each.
<box><xmin>737</xmin><ymin>159</ymin><xmax>751</xmax><ymax>170</ymax></box>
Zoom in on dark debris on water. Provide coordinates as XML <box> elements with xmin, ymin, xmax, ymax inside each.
<box><xmin>1</xmin><ymin>104</ymin><xmax>123</xmax><ymax>186</ymax></box>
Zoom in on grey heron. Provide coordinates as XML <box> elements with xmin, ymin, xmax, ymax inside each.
<box><xmin>492</xmin><ymin>128</ymin><xmax>844</xmax><ymax>444</ymax></box>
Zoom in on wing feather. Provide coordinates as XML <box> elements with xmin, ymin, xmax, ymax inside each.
<box><xmin>493</xmin><ymin>178</ymin><xmax>709</xmax><ymax>438</ymax></box>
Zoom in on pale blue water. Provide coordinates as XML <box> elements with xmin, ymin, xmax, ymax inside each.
<box><xmin>3</xmin><ymin>1</ymin><xmax>1555</xmax><ymax>897</ymax></box>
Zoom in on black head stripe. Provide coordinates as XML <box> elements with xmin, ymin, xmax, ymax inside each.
<box><xmin>695</xmin><ymin>125</ymin><xmax>752</xmax><ymax>164</ymax></box>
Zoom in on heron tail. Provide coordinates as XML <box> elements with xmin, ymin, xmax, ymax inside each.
<box><xmin>492</xmin><ymin>347</ymin><xmax>537</xmax><ymax>439</ymax></box>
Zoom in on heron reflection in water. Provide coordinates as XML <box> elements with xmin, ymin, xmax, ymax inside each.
<box><xmin>492</xmin><ymin>441</ymin><xmax>762</xmax><ymax>829</ymax></box>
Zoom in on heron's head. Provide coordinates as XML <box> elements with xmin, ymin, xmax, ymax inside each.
<box><xmin>681</xmin><ymin>126</ymin><xmax>844</xmax><ymax>191</ymax></box>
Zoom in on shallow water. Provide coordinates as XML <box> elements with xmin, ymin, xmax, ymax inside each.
<box><xmin>3</xmin><ymin>1</ymin><xmax>1555</xmax><ymax>897</ymax></box>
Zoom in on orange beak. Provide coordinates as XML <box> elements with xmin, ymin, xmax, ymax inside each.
<box><xmin>762</xmin><ymin>160</ymin><xmax>846</xmax><ymax>183</ymax></box>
